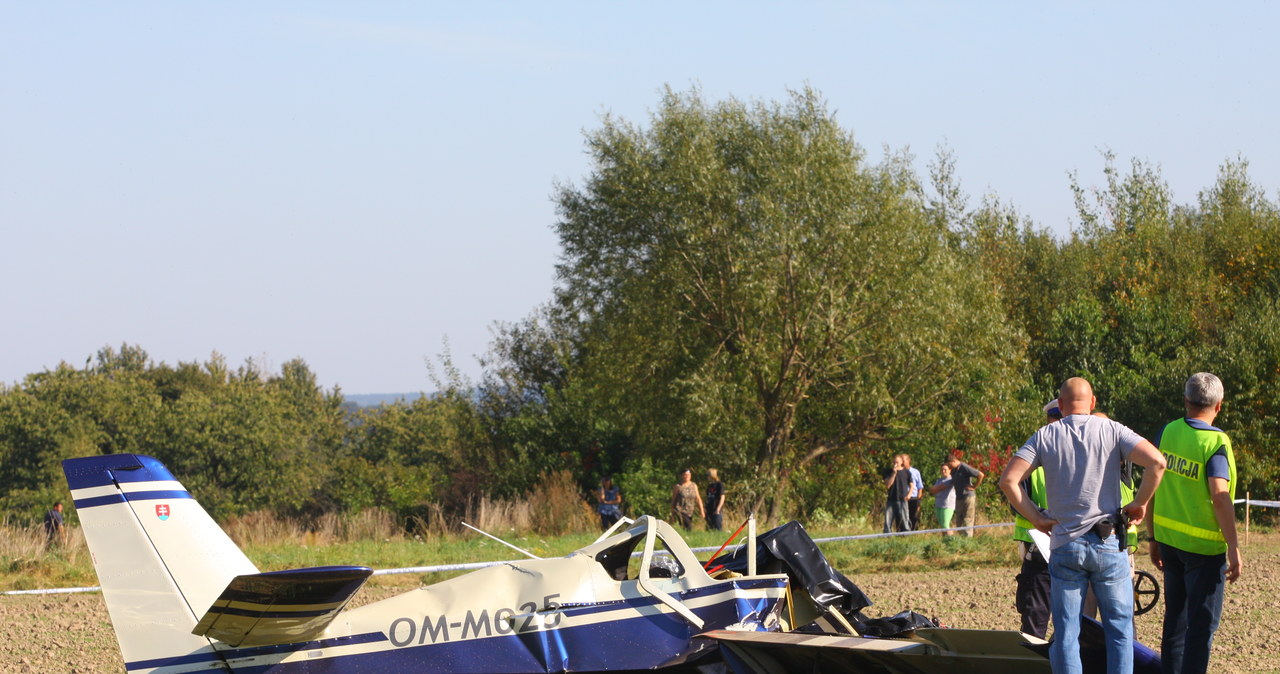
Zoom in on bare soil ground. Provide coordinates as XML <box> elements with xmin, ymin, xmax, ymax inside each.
<box><xmin>4</xmin><ymin>535</ymin><xmax>1278</xmax><ymax>673</ymax></box>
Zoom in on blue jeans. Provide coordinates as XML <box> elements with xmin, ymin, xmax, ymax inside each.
<box><xmin>1049</xmin><ymin>531</ymin><xmax>1133</xmax><ymax>674</ymax></box>
<box><xmin>1159</xmin><ymin>542</ymin><xmax>1226</xmax><ymax>674</ymax></box>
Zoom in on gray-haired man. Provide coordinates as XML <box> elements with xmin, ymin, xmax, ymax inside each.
<box><xmin>1149</xmin><ymin>372</ymin><xmax>1241</xmax><ymax>674</ymax></box>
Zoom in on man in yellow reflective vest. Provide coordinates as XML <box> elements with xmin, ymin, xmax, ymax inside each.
<box><xmin>1148</xmin><ymin>372</ymin><xmax>1242</xmax><ymax>674</ymax></box>
<box><xmin>1010</xmin><ymin>399</ymin><xmax>1056</xmax><ymax>638</ymax></box>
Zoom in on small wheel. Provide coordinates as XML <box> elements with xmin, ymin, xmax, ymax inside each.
<box><xmin>1133</xmin><ymin>569</ymin><xmax>1161</xmax><ymax>616</ymax></box>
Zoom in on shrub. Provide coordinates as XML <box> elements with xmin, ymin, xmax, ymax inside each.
<box><xmin>528</xmin><ymin>470</ymin><xmax>593</xmax><ymax>535</ymax></box>
<box><xmin>614</xmin><ymin>457</ymin><xmax>672</xmax><ymax>520</ymax></box>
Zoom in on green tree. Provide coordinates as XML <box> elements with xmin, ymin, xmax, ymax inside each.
<box><xmin>0</xmin><ymin>386</ymin><xmax>97</xmax><ymax>518</ymax></box>
<box><xmin>21</xmin><ymin>348</ymin><xmax>166</xmax><ymax>458</ymax></box>
<box><xmin>334</xmin><ymin>390</ymin><xmax>484</xmax><ymax>515</ymax></box>
<box><xmin>477</xmin><ymin>303</ymin><xmax>642</xmax><ymax>505</ymax></box>
<box><xmin>552</xmin><ymin>87</ymin><xmax>1024</xmax><ymax>519</ymax></box>
<box><xmin>156</xmin><ymin>374</ymin><xmax>332</xmax><ymax>518</ymax></box>
<box><xmin>1188</xmin><ymin>159</ymin><xmax>1280</xmax><ymax>499</ymax></box>
<box><xmin>1023</xmin><ymin>156</ymin><xmax>1280</xmax><ymax>501</ymax></box>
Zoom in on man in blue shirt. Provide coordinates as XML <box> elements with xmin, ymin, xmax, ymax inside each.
<box><xmin>904</xmin><ymin>454</ymin><xmax>925</xmax><ymax>530</ymax></box>
<box><xmin>43</xmin><ymin>501</ymin><xmax>65</xmax><ymax>546</ymax></box>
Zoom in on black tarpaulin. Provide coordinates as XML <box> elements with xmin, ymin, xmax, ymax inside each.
<box><xmin>717</xmin><ymin>521</ymin><xmax>872</xmax><ymax>617</ymax></box>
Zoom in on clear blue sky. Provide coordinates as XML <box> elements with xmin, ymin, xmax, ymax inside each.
<box><xmin>3</xmin><ymin>3</ymin><xmax>1276</xmax><ymax>394</ymax></box>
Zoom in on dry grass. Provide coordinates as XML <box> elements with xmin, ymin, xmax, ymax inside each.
<box><xmin>224</xmin><ymin>508</ymin><xmax>404</xmax><ymax>548</ymax></box>
<box><xmin>220</xmin><ymin>471</ymin><xmax>598</xmax><ymax>543</ymax></box>
<box><xmin>466</xmin><ymin>495</ymin><xmax>533</xmax><ymax>533</ymax></box>
<box><xmin>408</xmin><ymin>502</ymin><xmax>450</xmax><ymax>538</ymax></box>
<box><xmin>0</xmin><ymin>518</ymin><xmax>90</xmax><ymax>589</ymax></box>
<box><xmin>529</xmin><ymin>470</ymin><xmax>596</xmax><ymax>535</ymax></box>
<box><xmin>221</xmin><ymin>470</ymin><xmax>598</xmax><ymax>549</ymax></box>
<box><xmin>222</xmin><ymin>510</ymin><xmax>308</xmax><ymax>547</ymax></box>
<box><xmin>317</xmin><ymin>508</ymin><xmax>402</xmax><ymax>543</ymax></box>
<box><xmin>0</xmin><ymin>519</ymin><xmax>49</xmax><ymax>564</ymax></box>
<box><xmin>439</xmin><ymin>471</ymin><xmax>596</xmax><ymax>537</ymax></box>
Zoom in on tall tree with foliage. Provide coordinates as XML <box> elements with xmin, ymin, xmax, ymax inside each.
<box><xmin>552</xmin><ymin>87</ymin><xmax>1025</xmax><ymax>519</ymax></box>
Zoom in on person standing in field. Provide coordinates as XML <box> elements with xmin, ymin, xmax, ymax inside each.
<box><xmin>596</xmin><ymin>476</ymin><xmax>622</xmax><ymax>530</ymax></box>
<box><xmin>671</xmin><ymin>468</ymin><xmax>704</xmax><ymax>529</ymax></box>
<box><xmin>904</xmin><ymin>454</ymin><xmax>924</xmax><ymax>530</ymax></box>
<box><xmin>1149</xmin><ymin>372</ymin><xmax>1242</xmax><ymax>674</ymax></box>
<box><xmin>929</xmin><ymin>463</ymin><xmax>956</xmax><ymax>535</ymax></box>
<box><xmin>1001</xmin><ymin>377</ymin><xmax>1167</xmax><ymax>674</ymax></box>
<box><xmin>43</xmin><ymin>501</ymin><xmax>65</xmax><ymax>547</ymax></box>
<box><xmin>1010</xmin><ymin>399</ymin><xmax>1057</xmax><ymax>638</ymax></box>
<box><xmin>945</xmin><ymin>453</ymin><xmax>985</xmax><ymax>536</ymax></box>
<box><xmin>705</xmin><ymin>469</ymin><xmax>725</xmax><ymax>531</ymax></box>
<box><xmin>882</xmin><ymin>454</ymin><xmax>912</xmax><ymax>533</ymax></box>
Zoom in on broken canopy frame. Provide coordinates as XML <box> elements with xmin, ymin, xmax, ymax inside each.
<box><xmin>717</xmin><ymin>520</ymin><xmax>872</xmax><ymax>630</ymax></box>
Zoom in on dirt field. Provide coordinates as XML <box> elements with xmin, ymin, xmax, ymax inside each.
<box><xmin>4</xmin><ymin>536</ymin><xmax>1279</xmax><ymax>673</ymax></box>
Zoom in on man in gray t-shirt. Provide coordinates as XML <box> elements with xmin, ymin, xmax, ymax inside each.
<box><xmin>1000</xmin><ymin>377</ymin><xmax>1166</xmax><ymax>674</ymax></box>
<box><xmin>944</xmin><ymin>455</ymin><xmax>984</xmax><ymax>536</ymax></box>
<box><xmin>1014</xmin><ymin>415</ymin><xmax>1141</xmax><ymax>548</ymax></box>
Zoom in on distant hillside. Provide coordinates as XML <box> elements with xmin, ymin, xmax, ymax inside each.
<box><xmin>344</xmin><ymin>392</ymin><xmax>425</xmax><ymax>407</ymax></box>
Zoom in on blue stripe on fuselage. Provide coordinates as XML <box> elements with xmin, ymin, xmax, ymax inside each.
<box><xmin>124</xmin><ymin>632</ymin><xmax>389</xmax><ymax>671</ymax></box>
<box><xmin>73</xmin><ymin>489</ymin><xmax>192</xmax><ymax>511</ymax></box>
<box><xmin>125</xmin><ymin>581</ymin><xmax>784</xmax><ymax>673</ymax></box>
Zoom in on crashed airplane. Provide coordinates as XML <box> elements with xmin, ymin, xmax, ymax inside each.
<box><xmin>65</xmin><ymin>453</ymin><xmax>789</xmax><ymax>672</ymax></box>
<box><xmin>64</xmin><ymin>453</ymin><xmax>1151</xmax><ymax>673</ymax></box>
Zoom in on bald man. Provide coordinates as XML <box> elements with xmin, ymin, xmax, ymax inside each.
<box><xmin>1000</xmin><ymin>377</ymin><xmax>1167</xmax><ymax>674</ymax></box>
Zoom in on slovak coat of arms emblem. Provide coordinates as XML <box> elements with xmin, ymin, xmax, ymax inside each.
<box><xmin>155</xmin><ymin>504</ymin><xmax>170</xmax><ymax>521</ymax></box>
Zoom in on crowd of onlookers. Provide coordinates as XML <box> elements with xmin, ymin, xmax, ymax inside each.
<box><xmin>882</xmin><ymin>451</ymin><xmax>985</xmax><ymax>536</ymax></box>
<box><xmin>594</xmin><ymin>467</ymin><xmax>727</xmax><ymax>532</ymax></box>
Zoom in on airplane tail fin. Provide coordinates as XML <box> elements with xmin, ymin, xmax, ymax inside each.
<box><xmin>63</xmin><ymin>454</ymin><xmax>260</xmax><ymax>671</ymax></box>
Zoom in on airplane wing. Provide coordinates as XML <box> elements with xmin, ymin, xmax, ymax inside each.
<box><xmin>192</xmin><ymin>566</ymin><xmax>373</xmax><ymax>647</ymax></box>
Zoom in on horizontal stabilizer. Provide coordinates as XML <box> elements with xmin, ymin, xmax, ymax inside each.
<box><xmin>192</xmin><ymin>566</ymin><xmax>373</xmax><ymax>647</ymax></box>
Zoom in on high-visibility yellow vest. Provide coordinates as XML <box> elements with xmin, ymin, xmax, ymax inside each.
<box><xmin>1152</xmin><ymin>418</ymin><xmax>1237</xmax><ymax>556</ymax></box>
<box><xmin>1013</xmin><ymin>467</ymin><xmax>1046</xmax><ymax>544</ymax></box>
<box><xmin>1121</xmin><ymin>475</ymin><xmax>1139</xmax><ymax>551</ymax></box>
